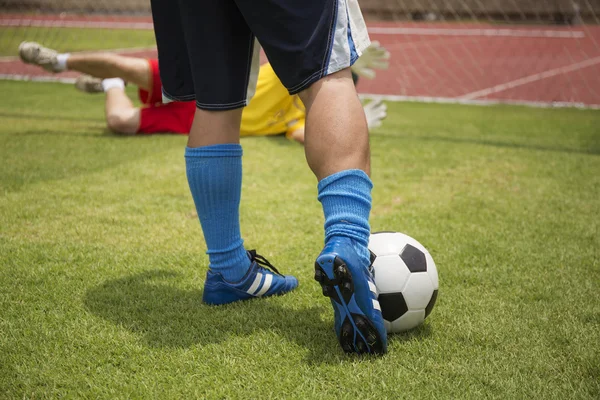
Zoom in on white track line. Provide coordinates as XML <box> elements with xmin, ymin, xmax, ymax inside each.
<box><xmin>367</xmin><ymin>27</ymin><xmax>586</xmax><ymax>39</ymax></box>
<box><xmin>460</xmin><ymin>56</ymin><xmax>600</xmax><ymax>100</ymax></box>
<box><xmin>2</xmin><ymin>73</ymin><xmax>597</xmax><ymax>109</ymax></box>
<box><xmin>1</xmin><ymin>19</ymin><xmax>586</xmax><ymax>39</ymax></box>
<box><xmin>0</xmin><ymin>20</ymin><xmax>154</xmax><ymax>30</ymax></box>
<box><xmin>360</xmin><ymin>94</ymin><xmax>600</xmax><ymax>110</ymax></box>
<box><xmin>0</xmin><ymin>74</ymin><xmax>76</xmax><ymax>84</ymax></box>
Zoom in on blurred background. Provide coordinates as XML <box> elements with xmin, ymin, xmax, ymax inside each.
<box><xmin>1</xmin><ymin>0</ymin><xmax>599</xmax><ymax>108</ymax></box>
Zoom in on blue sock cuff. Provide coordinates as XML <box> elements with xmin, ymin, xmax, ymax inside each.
<box><xmin>185</xmin><ymin>144</ymin><xmax>243</xmax><ymax>158</ymax></box>
<box><xmin>317</xmin><ymin>169</ymin><xmax>373</xmax><ymax>253</ymax></box>
<box><xmin>317</xmin><ymin>169</ymin><xmax>373</xmax><ymax>199</ymax></box>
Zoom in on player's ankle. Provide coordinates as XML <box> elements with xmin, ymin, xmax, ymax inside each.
<box><xmin>326</xmin><ymin>235</ymin><xmax>371</xmax><ymax>268</ymax></box>
<box><xmin>208</xmin><ymin>248</ymin><xmax>251</xmax><ymax>282</ymax></box>
<box><xmin>102</xmin><ymin>78</ymin><xmax>125</xmax><ymax>92</ymax></box>
<box><xmin>55</xmin><ymin>53</ymin><xmax>70</xmax><ymax>72</ymax></box>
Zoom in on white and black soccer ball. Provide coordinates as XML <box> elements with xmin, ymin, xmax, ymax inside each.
<box><xmin>369</xmin><ymin>231</ymin><xmax>439</xmax><ymax>333</ymax></box>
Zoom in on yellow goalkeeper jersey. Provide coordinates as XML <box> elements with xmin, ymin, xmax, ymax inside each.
<box><xmin>241</xmin><ymin>63</ymin><xmax>306</xmax><ymax>139</ymax></box>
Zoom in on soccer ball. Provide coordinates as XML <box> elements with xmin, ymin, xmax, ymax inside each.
<box><xmin>369</xmin><ymin>231</ymin><xmax>439</xmax><ymax>333</ymax></box>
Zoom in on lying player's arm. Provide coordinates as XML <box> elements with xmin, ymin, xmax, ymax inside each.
<box><xmin>289</xmin><ymin>127</ymin><xmax>305</xmax><ymax>144</ymax></box>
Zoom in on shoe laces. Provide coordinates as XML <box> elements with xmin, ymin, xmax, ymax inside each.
<box><xmin>248</xmin><ymin>250</ymin><xmax>283</xmax><ymax>276</ymax></box>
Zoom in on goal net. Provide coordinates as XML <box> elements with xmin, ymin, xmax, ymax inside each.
<box><xmin>2</xmin><ymin>0</ymin><xmax>599</xmax><ymax>107</ymax></box>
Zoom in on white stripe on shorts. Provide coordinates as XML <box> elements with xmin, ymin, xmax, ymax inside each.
<box><xmin>245</xmin><ymin>38</ymin><xmax>261</xmax><ymax>105</ymax></box>
<box><xmin>326</xmin><ymin>0</ymin><xmax>371</xmax><ymax>76</ymax></box>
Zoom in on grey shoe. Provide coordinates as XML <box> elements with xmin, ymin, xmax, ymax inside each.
<box><xmin>75</xmin><ymin>75</ymin><xmax>103</xmax><ymax>94</ymax></box>
<box><xmin>18</xmin><ymin>41</ymin><xmax>61</xmax><ymax>73</ymax></box>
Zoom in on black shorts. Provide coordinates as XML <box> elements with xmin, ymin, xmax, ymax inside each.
<box><xmin>150</xmin><ymin>0</ymin><xmax>370</xmax><ymax>110</ymax></box>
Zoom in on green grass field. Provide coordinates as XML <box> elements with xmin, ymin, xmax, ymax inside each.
<box><xmin>1</xmin><ymin>79</ymin><xmax>599</xmax><ymax>399</ymax></box>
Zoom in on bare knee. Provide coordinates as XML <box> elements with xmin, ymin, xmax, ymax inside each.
<box><xmin>106</xmin><ymin>110</ymin><xmax>139</xmax><ymax>135</ymax></box>
<box><xmin>299</xmin><ymin>67</ymin><xmax>354</xmax><ymax>110</ymax></box>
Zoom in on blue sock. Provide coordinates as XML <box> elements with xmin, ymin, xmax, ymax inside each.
<box><xmin>317</xmin><ymin>169</ymin><xmax>373</xmax><ymax>266</ymax></box>
<box><xmin>185</xmin><ymin>144</ymin><xmax>250</xmax><ymax>282</ymax></box>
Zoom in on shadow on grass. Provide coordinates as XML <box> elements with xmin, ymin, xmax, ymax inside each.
<box><xmin>84</xmin><ymin>270</ymin><xmax>355</xmax><ymax>364</ymax></box>
<box><xmin>374</xmin><ymin>132</ymin><xmax>600</xmax><ymax>155</ymax></box>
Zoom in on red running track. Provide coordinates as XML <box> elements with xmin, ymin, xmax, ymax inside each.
<box><xmin>1</xmin><ymin>15</ymin><xmax>599</xmax><ymax>107</ymax></box>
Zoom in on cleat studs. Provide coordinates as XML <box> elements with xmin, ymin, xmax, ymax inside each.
<box><xmin>357</xmin><ymin>341</ymin><xmax>367</xmax><ymax>353</ymax></box>
<box><xmin>342</xmin><ymin>325</ymin><xmax>353</xmax><ymax>337</ymax></box>
<box><xmin>335</xmin><ymin>265</ymin><xmax>346</xmax><ymax>275</ymax></box>
<box><xmin>314</xmin><ymin>270</ymin><xmax>323</xmax><ymax>282</ymax></box>
<box><xmin>343</xmin><ymin>282</ymin><xmax>352</xmax><ymax>292</ymax></box>
<box><xmin>322</xmin><ymin>286</ymin><xmax>330</xmax><ymax>297</ymax></box>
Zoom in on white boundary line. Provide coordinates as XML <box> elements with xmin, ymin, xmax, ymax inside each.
<box><xmin>367</xmin><ymin>27</ymin><xmax>586</xmax><ymax>39</ymax></box>
<box><xmin>1</xmin><ymin>74</ymin><xmax>598</xmax><ymax>110</ymax></box>
<box><xmin>1</xmin><ymin>19</ymin><xmax>587</xmax><ymax>39</ymax></box>
<box><xmin>460</xmin><ymin>56</ymin><xmax>600</xmax><ymax>100</ymax></box>
<box><xmin>0</xmin><ymin>20</ymin><xmax>154</xmax><ymax>30</ymax></box>
<box><xmin>360</xmin><ymin>93</ymin><xmax>600</xmax><ymax>110</ymax></box>
<box><xmin>0</xmin><ymin>74</ymin><xmax>76</xmax><ymax>84</ymax></box>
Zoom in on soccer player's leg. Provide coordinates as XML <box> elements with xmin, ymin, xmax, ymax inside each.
<box><xmin>236</xmin><ymin>0</ymin><xmax>386</xmax><ymax>354</ymax></box>
<box><xmin>18</xmin><ymin>41</ymin><xmax>152</xmax><ymax>91</ymax></box>
<box><xmin>18</xmin><ymin>41</ymin><xmax>63</xmax><ymax>73</ymax></box>
<box><xmin>66</xmin><ymin>54</ymin><xmax>152</xmax><ymax>91</ymax></box>
<box><xmin>150</xmin><ymin>0</ymin><xmax>297</xmax><ymax>304</ymax></box>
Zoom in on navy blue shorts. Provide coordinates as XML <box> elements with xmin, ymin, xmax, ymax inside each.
<box><xmin>150</xmin><ymin>0</ymin><xmax>370</xmax><ymax>110</ymax></box>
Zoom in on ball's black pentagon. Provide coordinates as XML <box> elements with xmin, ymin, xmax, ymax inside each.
<box><xmin>424</xmin><ymin>289</ymin><xmax>438</xmax><ymax>318</ymax></box>
<box><xmin>378</xmin><ymin>292</ymin><xmax>408</xmax><ymax>322</ymax></box>
<box><xmin>400</xmin><ymin>244</ymin><xmax>427</xmax><ymax>273</ymax></box>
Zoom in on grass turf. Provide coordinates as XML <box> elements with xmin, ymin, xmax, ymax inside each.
<box><xmin>0</xmin><ymin>80</ymin><xmax>599</xmax><ymax>398</ymax></box>
<box><xmin>0</xmin><ymin>27</ymin><xmax>156</xmax><ymax>57</ymax></box>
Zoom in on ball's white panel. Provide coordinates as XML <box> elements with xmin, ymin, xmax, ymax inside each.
<box><xmin>384</xmin><ymin>319</ymin><xmax>393</xmax><ymax>333</ymax></box>
<box><xmin>389</xmin><ymin>310</ymin><xmax>426</xmax><ymax>333</ymax></box>
<box><xmin>426</xmin><ymin>252</ymin><xmax>439</xmax><ymax>289</ymax></box>
<box><xmin>402</xmin><ymin>272</ymin><xmax>435</xmax><ymax>309</ymax></box>
<box><xmin>372</xmin><ymin>255</ymin><xmax>410</xmax><ymax>294</ymax></box>
<box><xmin>368</xmin><ymin>232</ymin><xmax>405</xmax><ymax>256</ymax></box>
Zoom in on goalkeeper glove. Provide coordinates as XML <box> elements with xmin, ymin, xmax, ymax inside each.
<box><xmin>351</xmin><ymin>41</ymin><xmax>390</xmax><ymax>79</ymax></box>
<box><xmin>363</xmin><ymin>98</ymin><xmax>387</xmax><ymax>130</ymax></box>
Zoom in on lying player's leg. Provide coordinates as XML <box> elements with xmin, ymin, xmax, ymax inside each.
<box><xmin>19</xmin><ymin>41</ymin><xmax>152</xmax><ymax>91</ymax></box>
<box><xmin>66</xmin><ymin>53</ymin><xmax>152</xmax><ymax>91</ymax></box>
<box><xmin>150</xmin><ymin>0</ymin><xmax>297</xmax><ymax>304</ymax></box>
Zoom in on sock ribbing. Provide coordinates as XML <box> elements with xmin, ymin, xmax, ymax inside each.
<box><xmin>185</xmin><ymin>144</ymin><xmax>250</xmax><ymax>281</ymax></box>
<box><xmin>318</xmin><ymin>169</ymin><xmax>373</xmax><ymax>265</ymax></box>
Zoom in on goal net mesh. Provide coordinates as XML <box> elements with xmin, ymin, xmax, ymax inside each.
<box><xmin>2</xmin><ymin>0</ymin><xmax>599</xmax><ymax>107</ymax></box>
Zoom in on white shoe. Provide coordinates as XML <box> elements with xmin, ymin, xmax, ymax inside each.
<box><xmin>18</xmin><ymin>41</ymin><xmax>61</xmax><ymax>73</ymax></box>
<box><xmin>75</xmin><ymin>75</ymin><xmax>103</xmax><ymax>94</ymax></box>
